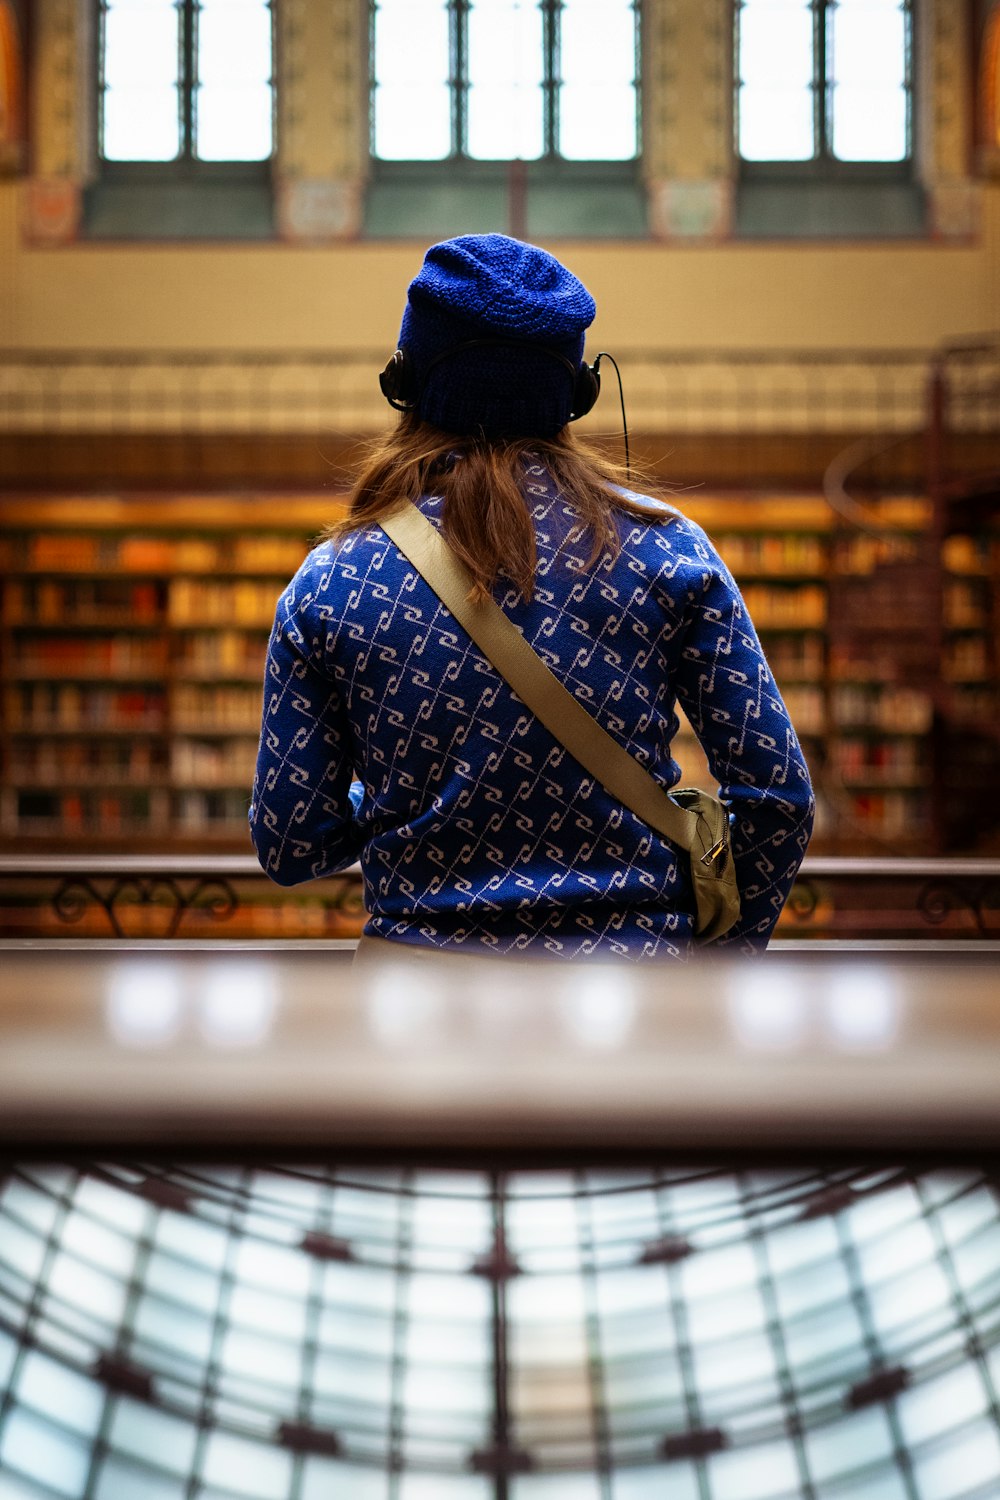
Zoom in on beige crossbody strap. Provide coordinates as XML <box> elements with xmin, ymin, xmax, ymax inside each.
<box><xmin>381</xmin><ymin>503</ymin><xmax>701</xmax><ymax>857</ymax></box>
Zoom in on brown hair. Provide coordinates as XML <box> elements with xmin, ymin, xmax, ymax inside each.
<box><xmin>326</xmin><ymin>416</ymin><xmax>674</xmax><ymax>603</ymax></box>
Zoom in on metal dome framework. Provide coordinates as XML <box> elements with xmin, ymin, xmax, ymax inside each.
<box><xmin>1</xmin><ymin>1165</ymin><xmax>999</xmax><ymax>1499</ymax></box>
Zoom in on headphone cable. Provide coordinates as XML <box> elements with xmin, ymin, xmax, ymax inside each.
<box><xmin>595</xmin><ymin>351</ymin><xmax>630</xmax><ymax>480</ymax></box>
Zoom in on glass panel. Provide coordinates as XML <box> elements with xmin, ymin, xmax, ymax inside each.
<box><xmin>16</xmin><ymin>1350</ymin><xmax>105</xmax><ymax>1438</ymax></box>
<box><xmin>611</xmin><ymin>1467</ymin><xmax>701</xmax><ymax>1500</ymax></box>
<box><xmin>201</xmin><ymin>1429</ymin><xmax>294</xmax><ymax>1500</ymax></box>
<box><xmin>467</xmin><ymin>0</ymin><xmax>544</xmax><ymax>160</ymax></box>
<box><xmin>804</xmin><ymin>1404</ymin><xmax>894</xmax><ymax>1484</ymax></box>
<box><xmin>93</xmin><ymin>1455</ymin><xmax>187</xmax><ymax>1500</ymax></box>
<box><xmin>300</xmin><ymin>1461</ymin><xmax>388</xmax><ymax>1500</ymax></box>
<box><xmin>107</xmin><ymin>1397</ymin><xmax>199</xmax><ymax>1477</ymax></box>
<box><xmin>829</xmin><ymin>0</ymin><xmax>907</xmax><ymax>160</ymax></box>
<box><xmin>910</xmin><ymin>1418</ymin><xmax>1000</xmax><ymax>1500</ymax></box>
<box><xmin>739</xmin><ymin>87</ymin><xmax>815</xmax><ymax>160</ymax></box>
<box><xmin>897</xmin><ymin>1363</ymin><xmax>989</xmax><ymax>1449</ymax></box>
<box><xmin>102</xmin><ymin>0</ymin><xmax>179</xmax><ymax>160</ymax></box>
<box><xmin>373</xmin><ymin>0</ymin><xmax>451</xmax><ymax>159</ymax></box>
<box><xmin>560</xmin><ymin>88</ymin><xmax>637</xmax><ymax>161</ymax></box>
<box><xmin>559</xmin><ymin>0</ymin><xmax>637</xmax><ymax>160</ymax></box>
<box><xmin>831</xmin><ymin>87</ymin><xmax>908</xmax><ymax>161</ymax></box>
<box><xmin>196</xmin><ymin>0</ymin><xmax>273</xmax><ymax>159</ymax></box>
<box><xmin>738</xmin><ymin>0</ymin><xmax>815</xmax><ymax>161</ymax></box>
<box><xmin>704</xmin><ymin>1437</ymin><xmax>800</xmax><ymax>1500</ymax></box>
<box><xmin>0</xmin><ymin>1406</ymin><xmax>92</xmax><ymax>1498</ymax></box>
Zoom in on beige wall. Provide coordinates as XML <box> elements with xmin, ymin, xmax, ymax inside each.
<box><xmin>1</xmin><ymin>0</ymin><xmax>996</xmax><ymax>391</ymax></box>
<box><xmin>1</xmin><ymin>190</ymin><xmax>998</xmax><ymax>354</ymax></box>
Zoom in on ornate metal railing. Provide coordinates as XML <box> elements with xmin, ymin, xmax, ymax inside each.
<box><xmin>0</xmin><ymin>346</ymin><xmax>933</xmax><ymax>439</ymax></box>
<box><xmin>1</xmin><ymin>855</ymin><xmax>998</xmax><ymax>943</ymax></box>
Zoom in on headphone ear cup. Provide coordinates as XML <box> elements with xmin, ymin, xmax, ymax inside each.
<box><xmin>380</xmin><ymin>349</ymin><xmax>419</xmax><ymax>412</ymax></box>
<box><xmin>570</xmin><ymin>361</ymin><xmax>600</xmax><ymax>421</ymax></box>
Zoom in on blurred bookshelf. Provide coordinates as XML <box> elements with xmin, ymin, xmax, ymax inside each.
<box><xmin>0</xmin><ymin>497</ymin><xmax>337</xmax><ymax>851</ymax></box>
<box><xmin>1</xmin><ymin>491</ymin><xmax>997</xmax><ymax>855</ymax></box>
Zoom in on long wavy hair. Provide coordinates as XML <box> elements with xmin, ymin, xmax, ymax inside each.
<box><xmin>326</xmin><ymin>416</ymin><xmax>674</xmax><ymax>604</ymax></box>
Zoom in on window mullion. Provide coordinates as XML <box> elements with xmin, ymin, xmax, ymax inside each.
<box><xmin>182</xmin><ymin>0</ymin><xmax>196</xmax><ymax>162</ymax></box>
<box><xmin>543</xmin><ymin>0</ymin><xmax>559</xmax><ymax>159</ymax></box>
<box><xmin>453</xmin><ymin>0</ymin><xmax>467</xmax><ymax>158</ymax></box>
<box><xmin>816</xmin><ymin>0</ymin><xmax>828</xmax><ymax>164</ymax></box>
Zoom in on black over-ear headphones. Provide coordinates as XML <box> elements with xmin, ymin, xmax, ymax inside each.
<box><xmin>379</xmin><ymin>338</ymin><xmax>602</xmax><ymax>422</ymax></box>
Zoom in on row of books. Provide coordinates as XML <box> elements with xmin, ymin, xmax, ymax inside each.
<box><xmin>740</xmin><ymin>584</ymin><xmax>827</xmax><ymax>629</ymax></box>
<box><xmin>8</xmin><ymin>685</ymin><xmax>166</xmax><ymax>731</ymax></box>
<box><xmin>828</xmin><ymin>686</ymin><xmax>933</xmax><ymax>733</ymax></box>
<box><xmin>175</xmin><ymin>790</ymin><xmax>252</xmax><ymax>830</ymax></box>
<box><xmin>945</xmin><ymin>579</ymin><xmax>994</xmax><ymax>628</ymax></box>
<box><xmin>841</xmin><ymin>792</ymin><xmax>931</xmax><ymax>836</ymax></box>
<box><xmin>171</xmin><ymin>739</ymin><xmax>258</xmax><ymax>786</ymax></box>
<box><xmin>13</xmin><ymin>637</ymin><xmax>167</xmax><ymax>676</ymax></box>
<box><xmin>15</xmin><ymin>790</ymin><xmax>168</xmax><ymax>830</ymax></box>
<box><xmin>7</xmin><ymin>685</ymin><xmax>266</xmax><ymax>734</ymax></box>
<box><xmin>4</xmin><ymin>579</ymin><xmax>164</xmax><ymax>625</ymax></box>
<box><xmin>7</xmin><ymin>636</ymin><xmax>268</xmax><ymax>678</ymax></box>
<box><xmin>716</xmin><ymin>533</ymin><xmax>826</xmax><ymax>574</ymax></box>
<box><xmin>831</xmin><ymin>738</ymin><xmax>928</xmax><ymax>783</ymax></box>
<box><xmin>19</xmin><ymin>534</ymin><xmax>309</xmax><ymax>576</ymax></box>
<box><xmin>764</xmin><ymin>635</ymin><xmax>826</xmax><ymax>679</ymax></box>
<box><xmin>13</xmin><ymin>789</ymin><xmax>251</xmax><ymax>831</ymax></box>
<box><xmin>20</xmin><ymin>527</ymin><xmax>996</xmax><ymax>585</ymax></box>
<box><xmin>775</xmin><ymin>685</ymin><xmax>825</xmax><ymax>735</ymax></box>
<box><xmin>176</xmin><ymin>632</ymin><xmax>269</xmax><ymax>675</ymax></box>
<box><xmin>173</xmin><ymin>684</ymin><xmax>264</xmax><ymax>730</ymax></box>
<box><xmin>7</xmin><ymin>739</ymin><xmax>165</xmax><ymax>782</ymax></box>
<box><xmin>168</xmin><ymin>579</ymin><xmax>281</xmax><ymax>628</ymax></box>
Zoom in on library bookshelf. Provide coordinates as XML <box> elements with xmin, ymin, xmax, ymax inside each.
<box><xmin>0</xmin><ymin>492</ymin><xmax>994</xmax><ymax>855</ymax></box>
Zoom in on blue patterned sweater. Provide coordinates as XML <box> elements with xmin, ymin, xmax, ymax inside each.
<box><xmin>250</xmin><ymin>474</ymin><xmax>814</xmax><ymax>956</ymax></box>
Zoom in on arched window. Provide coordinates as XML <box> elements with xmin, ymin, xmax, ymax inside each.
<box><xmin>736</xmin><ymin>0</ymin><xmax>912</xmax><ymax>167</ymax></box>
<box><xmin>99</xmin><ymin>0</ymin><xmax>274</xmax><ymax>165</ymax></box>
<box><xmin>371</xmin><ymin>0</ymin><xmax>639</xmax><ymax>164</ymax></box>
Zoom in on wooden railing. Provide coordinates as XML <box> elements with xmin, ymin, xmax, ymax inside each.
<box><xmin>1</xmin><ymin>855</ymin><xmax>998</xmax><ymax>944</ymax></box>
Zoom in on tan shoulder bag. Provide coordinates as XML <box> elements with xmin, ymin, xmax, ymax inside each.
<box><xmin>380</xmin><ymin>504</ymin><xmax>741</xmax><ymax>943</ymax></box>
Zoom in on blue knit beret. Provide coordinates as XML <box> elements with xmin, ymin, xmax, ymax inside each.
<box><xmin>398</xmin><ymin>234</ymin><xmax>597</xmax><ymax>439</ymax></box>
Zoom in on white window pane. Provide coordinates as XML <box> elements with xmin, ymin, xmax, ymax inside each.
<box><xmin>103</xmin><ymin>5</ymin><xmax>179</xmax><ymax>89</ymax></box>
<box><xmin>374</xmin><ymin>0</ymin><xmax>449</xmax><ymax>87</ymax></box>
<box><xmin>46</xmin><ymin>1248</ymin><xmax>126</xmax><ymax>1328</ymax></box>
<box><xmin>375</xmin><ymin>86</ymin><xmax>452</xmax><ymax>159</ymax></box>
<box><xmin>398</xmin><ymin>1475</ymin><xmax>494</xmax><ymax>1500</ymax></box>
<box><xmin>830</xmin><ymin>5</ymin><xmax>906</xmax><ymax>87</ymax></box>
<box><xmin>559</xmin><ymin>85</ymin><xmax>636</xmax><ymax>160</ymax></box>
<box><xmin>373</xmin><ymin>0</ymin><xmax>450</xmax><ymax>158</ymax></box>
<box><xmin>739</xmin><ymin>85</ymin><xmax>814</xmax><ymax>160</ymax></box>
<box><xmin>93</xmin><ymin>1454</ymin><xmax>187</xmax><ymax>1500</ymax></box>
<box><xmin>467</xmin><ymin>88</ymin><xmax>544</xmax><ymax>159</ymax></box>
<box><xmin>104</xmin><ymin>88</ymin><xmax>179</xmax><ymax>159</ymax></box>
<box><xmin>805</xmin><ymin>1406</ymin><xmax>895</xmax><ymax>1485</ymax></box>
<box><xmin>468</xmin><ymin>1</ymin><xmax>542</xmax><ymax>85</ymax></box>
<box><xmin>739</xmin><ymin>2</ymin><xmax>814</xmax><ymax>88</ymax></box>
<box><xmin>832</xmin><ymin>85</ymin><xmax>907</xmax><ymax>160</ymax></box>
<box><xmin>196</xmin><ymin>85</ymin><xmax>272</xmax><ymax>159</ymax></box>
<box><xmin>467</xmin><ymin>0</ymin><xmax>543</xmax><ymax>160</ymax></box>
<box><xmin>108</xmin><ymin>1396</ymin><xmax>199</xmax><ymax>1477</ymax></box>
<box><xmin>912</xmin><ymin>1420</ymin><xmax>1000</xmax><ymax>1500</ymax></box>
<box><xmin>202</xmin><ymin>1429</ymin><xmax>294</xmax><ymax>1500</ymax></box>
<box><xmin>17</xmin><ymin>1350</ymin><xmax>104</xmax><ymax>1438</ymax></box>
<box><xmin>198</xmin><ymin>4</ymin><xmax>272</xmax><ymax>87</ymax></box>
<box><xmin>0</xmin><ymin>1406</ymin><xmax>92</xmax><ymax>1498</ymax></box>
<box><xmin>561</xmin><ymin>0</ymin><xmax>635</xmax><ymax>87</ymax></box>
<box><xmin>897</xmin><ymin>1363</ymin><xmax>989</xmax><ymax>1449</ymax></box>
<box><xmin>704</xmin><ymin>1437</ymin><xmax>799</xmax><ymax>1500</ymax></box>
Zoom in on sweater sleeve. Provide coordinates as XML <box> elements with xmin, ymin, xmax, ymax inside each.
<box><xmin>249</xmin><ymin>562</ymin><xmax>365</xmax><ymax>886</ymax></box>
<box><xmin>671</xmin><ymin>531</ymin><xmax>815</xmax><ymax>952</ymax></box>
